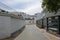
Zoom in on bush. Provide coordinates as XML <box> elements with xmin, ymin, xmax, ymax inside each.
<box><xmin>36</xmin><ymin>23</ymin><xmax>44</xmax><ymax>28</ymax></box>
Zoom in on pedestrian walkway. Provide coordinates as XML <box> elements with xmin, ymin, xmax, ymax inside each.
<box><xmin>14</xmin><ymin>25</ymin><xmax>49</xmax><ymax>40</ymax></box>
<box><xmin>39</xmin><ymin>29</ymin><xmax>60</xmax><ymax>40</ymax></box>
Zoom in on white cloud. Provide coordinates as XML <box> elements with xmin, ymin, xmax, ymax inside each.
<box><xmin>23</xmin><ymin>5</ymin><xmax>42</xmax><ymax>15</ymax></box>
<box><xmin>16</xmin><ymin>0</ymin><xmax>42</xmax><ymax>15</ymax></box>
<box><xmin>1</xmin><ymin>0</ymin><xmax>42</xmax><ymax>15</ymax></box>
<box><xmin>2</xmin><ymin>0</ymin><xmax>36</xmax><ymax>5</ymax></box>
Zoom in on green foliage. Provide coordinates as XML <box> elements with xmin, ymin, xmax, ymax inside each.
<box><xmin>42</xmin><ymin>0</ymin><xmax>60</xmax><ymax>13</ymax></box>
<box><xmin>36</xmin><ymin>23</ymin><xmax>44</xmax><ymax>28</ymax></box>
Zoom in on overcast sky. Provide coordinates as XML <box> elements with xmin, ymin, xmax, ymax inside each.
<box><xmin>0</xmin><ymin>0</ymin><xmax>42</xmax><ymax>15</ymax></box>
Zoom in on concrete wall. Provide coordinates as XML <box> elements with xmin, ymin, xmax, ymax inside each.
<box><xmin>0</xmin><ymin>16</ymin><xmax>25</xmax><ymax>39</ymax></box>
<box><xmin>0</xmin><ymin>16</ymin><xmax>11</xmax><ymax>39</ymax></box>
<box><xmin>10</xmin><ymin>18</ymin><xmax>25</xmax><ymax>33</ymax></box>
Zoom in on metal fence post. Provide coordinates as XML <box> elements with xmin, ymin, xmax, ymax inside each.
<box><xmin>58</xmin><ymin>16</ymin><xmax>60</xmax><ymax>34</ymax></box>
<box><xmin>46</xmin><ymin>18</ymin><xmax>49</xmax><ymax>31</ymax></box>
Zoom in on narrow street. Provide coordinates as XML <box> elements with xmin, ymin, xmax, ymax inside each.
<box><xmin>14</xmin><ymin>25</ymin><xmax>49</xmax><ymax>40</ymax></box>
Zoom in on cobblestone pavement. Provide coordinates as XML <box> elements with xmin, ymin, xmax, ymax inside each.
<box><xmin>14</xmin><ymin>25</ymin><xmax>49</xmax><ymax>40</ymax></box>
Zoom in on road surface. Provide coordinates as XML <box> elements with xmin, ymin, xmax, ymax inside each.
<box><xmin>15</xmin><ymin>25</ymin><xmax>49</xmax><ymax>40</ymax></box>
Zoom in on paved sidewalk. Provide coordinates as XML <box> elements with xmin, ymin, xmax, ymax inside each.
<box><xmin>38</xmin><ymin>28</ymin><xmax>60</xmax><ymax>40</ymax></box>
<box><xmin>14</xmin><ymin>25</ymin><xmax>49</xmax><ymax>40</ymax></box>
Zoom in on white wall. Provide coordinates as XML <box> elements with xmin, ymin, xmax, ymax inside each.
<box><xmin>0</xmin><ymin>16</ymin><xmax>25</xmax><ymax>39</ymax></box>
<box><xmin>10</xmin><ymin>18</ymin><xmax>25</xmax><ymax>33</ymax></box>
<box><xmin>0</xmin><ymin>16</ymin><xmax>11</xmax><ymax>39</ymax></box>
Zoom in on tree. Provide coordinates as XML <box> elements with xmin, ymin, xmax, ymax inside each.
<box><xmin>42</xmin><ymin>0</ymin><xmax>60</xmax><ymax>14</ymax></box>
